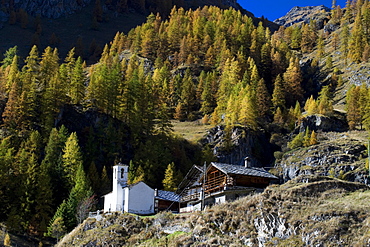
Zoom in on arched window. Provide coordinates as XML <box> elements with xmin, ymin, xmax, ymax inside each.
<box><xmin>121</xmin><ymin>168</ymin><xmax>124</xmax><ymax>178</ymax></box>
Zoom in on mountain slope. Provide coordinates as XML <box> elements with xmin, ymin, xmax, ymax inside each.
<box><xmin>57</xmin><ymin>177</ymin><xmax>370</xmax><ymax>246</ymax></box>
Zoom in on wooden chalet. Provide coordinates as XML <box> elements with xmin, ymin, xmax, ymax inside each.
<box><xmin>154</xmin><ymin>189</ymin><xmax>180</xmax><ymax>213</ymax></box>
<box><xmin>178</xmin><ymin>159</ymin><xmax>278</xmax><ymax>212</ymax></box>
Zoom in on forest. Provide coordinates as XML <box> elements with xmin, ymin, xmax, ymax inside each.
<box><xmin>1</xmin><ymin>0</ymin><xmax>370</xmax><ymax>242</ymax></box>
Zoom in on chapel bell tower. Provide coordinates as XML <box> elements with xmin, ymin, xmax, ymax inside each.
<box><xmin>113</xmin><ymin>163</ymin><xmax>128</xmax><ymax>190</ymax></box>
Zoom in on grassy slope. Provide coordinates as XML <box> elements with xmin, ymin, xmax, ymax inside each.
<box><xmin>56</xmin><ymin>177</ymin><xmax>370</xmax><ymax>246</ymax></box>
<box><xmin>171</xmin><ymin>120</ymin><xmax>211</xmax><ymax>143</ymax></box>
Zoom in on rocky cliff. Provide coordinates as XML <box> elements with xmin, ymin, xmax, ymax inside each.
<box><xmin>276</xmin><ymin>131</ymin><xmax>369</xmax><ymax>185</ymax></box>
<box><xmin>200</xmin><ymin>125</ymin><xmax>276</xmax><ymax>167</ymax></box>
<box><xmin>274</xmin><ymin>5</ymin><xmax>330</xmax><ymax>28</ymax></box>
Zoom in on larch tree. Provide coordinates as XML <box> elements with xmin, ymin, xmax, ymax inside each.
<box><xmin>162</xmin><ymin>162</ymin><xmax>178</xmax><ymax>192</ymax></box>
<box><xmin>69</xmin><ymin>57</ymin><xmax>85</xmax><ymax>104</ymax></box>
<box><xmin>1</xmin><ymin>46</ymin><xmax>18</xmax><ymax>69</ymax></box>
<box><xmin>62</xmin><ymin>132</ymin><xmax>83</xmax><ymax>189</ymax></box>
<box><xmin>346</xmin><ymin>85</ymin><xmax>361</xmax><ymax>130</ymax></box>
<box><xmin>349</xmin><ymin>13</ymin><xmax>366</xmax><ymax>63</ymax></box>
<box><xmin>271</xmin><ymin>74</ymin><xmax>286</xmax><ymax>112</ymax></box>
<box><xmin>283</xmin><ymin>57</ymin><xmax>304</xmax><ymax>106</ymax></box>
<box><xmin>318</xmin><ymin>85</ymin><xmax>334</xmax><ymax>116</ymax></box>
<box><xmin>256</xmin><ymin>78</ymin><xmax>272</xmax><ymax>123</ymax></box>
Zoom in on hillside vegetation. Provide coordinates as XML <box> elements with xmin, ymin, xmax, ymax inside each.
<box><xmin>1</xmin><ymin>0</ymin><xmax>370</xmax><ymax>245</ymax></box>
<box><xmin>57</xmin><ymin>177</ymin><xmax>370</xmax><ymax>246</ymax></box>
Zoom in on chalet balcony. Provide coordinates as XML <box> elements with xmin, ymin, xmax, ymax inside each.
<box><xmin>204</xmin><ymin>174</ymin><xmax>234</xmax><ymax>195</ymax></box>
<box><xmin>180</xmin><ymin>192</ymin><xmax>201</xmax><ymax>202</ymax></box>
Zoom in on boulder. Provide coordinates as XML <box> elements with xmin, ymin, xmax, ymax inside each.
<box><xmin>296</xmin><ymin>114</ymin><xmax>348</xmax><ymax>133</ymax></box>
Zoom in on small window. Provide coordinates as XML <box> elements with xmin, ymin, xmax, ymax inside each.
<box><xmin>121</xmin><ymin>168</ymin><xmax>124</xmax><ymax>178</ymax></box>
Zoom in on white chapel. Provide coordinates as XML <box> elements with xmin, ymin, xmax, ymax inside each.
<box><xmin>103</xmin><ymin>164</ymin><xmax>155</xmax><ymax>215</ymax></box>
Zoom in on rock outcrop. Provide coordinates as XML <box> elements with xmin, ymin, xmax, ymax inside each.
<box><xmin>274</xmin><ymin>5</ymin><xmax>331</xmax><ymax>28</ymax></box>
<box><xmin>200</xmin><ymin>125</ymin><xmax>276</xmax><ymax>167</ymax></box>
<box><xmin>277</xmin><ymin>135</ymin><xmax>369</xmax><ymax>185</ymax></box>
<box><xmin>296</xmin><ymin>113</ymin><xmax>349</xmax><ymax>133</ymax></box>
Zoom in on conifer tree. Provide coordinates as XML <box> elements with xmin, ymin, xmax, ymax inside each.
<box><xmin>273</xmin><ymin>107</ymin><xmax>285</xmax><ymax>125</ymax></box>
<box><xmin>100</xmin><ymin>166</ymin><xmax>111</xmax><ymax>195</ymax></box>
<box><xmin>318</xmin><ymin>86</ymin><xmax>334</xmax><ymax>116</ymax></box>
<box><xmin>283</xmin><ymin>57</ymin><xmax>304</xmax><ymax>106</ymax></box>
<box><xmin>346</xmin><ymin>85</ymin><xmax>361</xmax><ymax>130</ymax></box>
<box><xmin>180</xmin><ymin>69</ymin><xmax>196</xmax><ymax>119</ymax></box>
<box><xmin>1</xmin><ymin>46</ymin><xmax>18</xmax><ymax>68</ymax></box>
<box><xmin>238</xmin><ymin>85</ymin><xmax>258</xmax><ymax>129</ymax></box>
<box><xmin>303</xmin><ymin>127</ymin><xmax>311</xmax><ymax>147</ymax></box>
<box><xmin>301</xmin><ymin>21</ymin><xmax>317</xmax><ymax>53</ymax></box>
<box><xmin>272</xmin><ymin>74</ymin><xmax>285</xmax><ymax>112</ymax></box>
<box><xmin>349</xmin><ymin>13</ymin><xmax>366</xmax><ymax>63</ymax></box>
<box><xmin>309</xmin><ymin>130</ymin><xmax>318</xmax><ymax>146</ymax></box>
<box><xmin>49</xmin><ymin>217</ymin><xmax>66</xmax><ymax>242</ymax></box>
<box><xmin>88</xmin><ymin>162</ymin><xmax>100</xmax><ymax>195</ymax></box>
<box><xmin>4</xmin><ymin>233</ymin><xmax>11</xmax><ymax>246</ymax></box>
<box><xmin>62</xmin><ymin>132</ymin><xmax>83</xmax><ymax>189</ymax></box>
<box><xmin>256</xmin><ymin>78</ymin><xmax>272</xmax><ymax>122</ymax></box>
<box><xmin>340</xmin><ymin>23</ymin><xmax>350</xmax><ymax>62</ymax></box>
<box><xmin>305</xmin><ymin>95</ymin><xmax>318</xmax><ymax>115</ymax></box>
<box><xmin>216</xmin><ymin>59</ymin><xmax>241</xmax><ymax>115</ymax></box>
<box><xmin>317</xmin><ymin>32</ymin><xmax>325</xmax><ymax>58</ymax></box>
<box><xmin>69</xmin><ymin>57</ymin><xmax>85</xmax><ymax>104</ymax></box>
<box><xmin>162</xmin><ymin>162</ymin><xmax>178</xmax><ymax>192</ymax></box>
<box><xmin>33</xmin><ymin>159</ymin><xmax>54</xmax><ymax>234</ymax></box>
<box><xmin>2</xmin><ymin>75</ymin><xmax>21</xmax><ymax>129</ymax></box>
<box><xmin>5</xmin><ymin>55</ymin><xmax>20</xmax><ymax>92</ymax></box>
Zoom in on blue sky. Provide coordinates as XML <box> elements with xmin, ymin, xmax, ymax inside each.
<box><xmin>238</xmin><ymin>0</ymin><xmax>346</xmax><ymax>21</ymax></box>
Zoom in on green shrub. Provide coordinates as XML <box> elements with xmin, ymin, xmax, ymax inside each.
<box><xmin>288</xmin><ymin>132</ymin><xmax>304</xmax><ymax>150</ymax></box>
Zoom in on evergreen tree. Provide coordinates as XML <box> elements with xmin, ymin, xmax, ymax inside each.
<box><xmin>100</xmin><ymin>165</ymin><xmax>111</xmax><ymax>195</ymax></box>
<box><xmin>318</xmin><ymin>86</ymin><xmax>334</xmax><ymax>116</ymax></box>
<box><xmin>1</xmin><ymin>46</ymin><xmax>18</xmax><ymax>68</ymax></box>
<box><xmin>180</xmin><ymin>69</ymin><xmax>196</xmax><ymax>119</ymax></box>
<box><xmin>273</xmin><ymin>107</ymin><xmax>285</xmax><ymax>125</ymax></box>
<box><xmin>272</xmin><ymin>74</ymin><xmax>285</xmax><ymax>112</ymax></box>
<box><xmin>162</xmin><ymin>162</ymin><xmax>178</xmax><ymax>192</ymax></box>
<box><xmin>69</xmin><ymin>57</ymin><xmax>85</xmax><ymax>104</ymax></box>
<box><xmin>4</xmin><ymin>233</ymin><xmax>11</xmax><ymax>246</ymax></box>
<box><xmin>349</xmin><ymin>13</ymin><xmax>366</xmax><ymax>63</ymax></box>
<box><xmin>309</xmin><ymin>130</ymin><xmax>318</xmax><ymax>146</ymax></box>
<box><xmin>200</xmin><ymin>72</ymin><xmax>215</xmax><ymax>115</ymax></box>
<box><xmin>256</xmin><ymin>78</ymin><xmax>272</xmax><ymax>123</ymax></box>
<box><xmin>238</xmin><ymin>85</ymin><xmax>258</xmax><ymax>129</ymax></box>
<box><xmin>283</xmin><ymin>57</ymin><xmax>304</xmax><ymax>106</ymax></box>
<box><xmin>346</xmin><ymin>85</ymin><xmax>361</xmax><ymax>130</ymax></box>
<box><xmin>62</xmin><ymin>132</ymin><xmax>83</xmax><ymax>189</ymax></box>
<box><xmin>340</xmin><ymin>23</ymin><xmax>350</xmax><ymax>62</ymax></box>
<box><xmin>87</xmin><ymin>161</ymin><xmax>100</xmax><ymax>195</ymax></box>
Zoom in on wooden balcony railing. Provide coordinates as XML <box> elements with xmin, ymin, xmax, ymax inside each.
<box><xmin>180</xmin><ymin>192</ymin><xmax>201</xmax><ymax>202</ymax></box>
<box><xmin>205</xmin><ymin>175</ymin><xmax>225</xmax><ymax>193</ymax></box>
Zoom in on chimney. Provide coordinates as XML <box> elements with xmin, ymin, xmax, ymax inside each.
<box><xmin>244</xmin><ymin>157</ymin><xmax>250</xmax><ymax>168</ymax></box>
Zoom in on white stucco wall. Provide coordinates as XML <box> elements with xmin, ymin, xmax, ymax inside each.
<box><xmin>127</xmin><ymin>182</ymin><xmax>154</xmax><ymax>214</ymax></box>
<box><xmin>215</xmin><ymin>195</ymin><xmax>226</xmax><ymax>204</ymax></box>
<box><xmin>104</xmin><ymin>165</ymin><xmax>155</xmax><ymax>214</ymax></box>
<box><xmin>103</xmin><ymin>193</ymin><xmax>113</xmax><ymax>212</ymax></box>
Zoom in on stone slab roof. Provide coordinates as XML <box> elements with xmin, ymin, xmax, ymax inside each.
<box><xmin>156</xmin><ymin>190</ymin><xmax>180</xmax><ymax>202</ymax></box>
<box><xmin>211</xmin><ymin>162</ymin><xmax>278</xmax><ymax>179</ymax></box>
